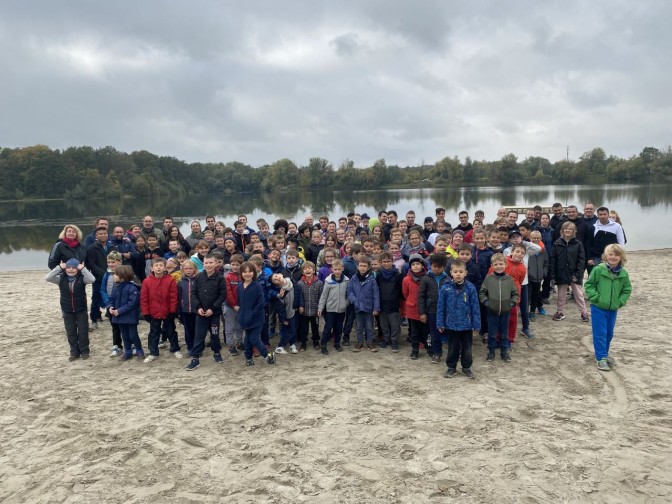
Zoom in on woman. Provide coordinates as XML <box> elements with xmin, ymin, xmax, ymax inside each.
<box><xmin>165</xmin><ymin>225</ymin><xmax>191</xmax><ymax>255</ymax></box>
<box><xmin>48</xmin><ymin>224</ymin><xmax>87</xmax><ymax>270</ymax></box>
<box><xmin>185</xmin><ymin>220</ymin><xmax>205</xmax><ymax>248</ymax></box>
<box><xmin>549</xmin><ymin>221</ymin><xmax>589</xmax><ymax>323</ymax></box>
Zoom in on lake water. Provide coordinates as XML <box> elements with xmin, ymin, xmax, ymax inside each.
<box><xmin>1</xmin><ymin>183</ymin><xmax>670</xmax><ymax>271</ymax></box>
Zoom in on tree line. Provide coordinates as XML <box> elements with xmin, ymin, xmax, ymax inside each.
<box><xmin>1</xmin><ymin>144</ymin><xmax>670</xmax><ymax>201</ymax></box>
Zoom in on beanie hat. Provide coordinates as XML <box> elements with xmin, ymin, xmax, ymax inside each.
<box><xmin>408</xmin><ymin>254</ymin><xmax>424</xmax><ymax>266</ymax></box>
<box><xmin>65</xmin><ymin>258</ymin><xmax>80</xmax><ymax>268</ymax></box>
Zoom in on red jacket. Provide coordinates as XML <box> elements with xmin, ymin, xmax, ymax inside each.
<box><xmin>141</xmin><ymin>273</ymin><xmax>178</xmax><ymax>319</ymax></box>
<box><xmin>225</xmin><ymin>271</ymin><xmax>241</xmax><ymax>307</ymax></box>
<box><xmin>402</xmin><ymin>273</ymin><xmax>424</xmax><ymax>321</ymax></box>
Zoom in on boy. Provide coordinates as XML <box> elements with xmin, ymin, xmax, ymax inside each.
<box><xmin>480</xmin><ymin>253</ymin><xmax>519</xmax><ymax>362</ymax></box>
<box><xmin>376</xmin><ymin>251</ymin><xmax>403</xmax><ymax>351</ymax></box>
<box><xmin>46</xmin><ymin>258</ymin><xmax>95</xmax><ymax>360</ymax></box>
<box><xmin>297</xmin><ymin>261</ymin><xmax>323</xmax><ymax>351</ymax></box>
<box><xmin>178</xmin><ymin>259</ymin><xmax>198</xmax><ymax>356</ymax></box>
<box><xmin>144</xmin><ymin>233</ymin><xmax>164</xmax><ymax>277</ymax></box>
<box><xmin>504</xmin><ymin>231</ymin><xmax>541</xmax><ymax>339</ymax></box>
<box><xmin>271</xmin><ymin>273</ymin><xmax>299</xmax><ymax>354</ymax></box>
<box><xmin>140</xmin><ymin>258</ymin><xmax>179</xmax><ymax>363</ymax></box>
<box><xmin>437</xmin><ymin>260</ymin><xmax>481</xmax><ymax>379</ymax></box>
<box><xmin>347</xmin><ymin>256</ymin><xmax>380</xmax><ymax>352</ymax></box>
<box><xmin>456</xmin><ymin>243</ymin><xmax>480</xmax><ymax>285</ymax></box>
<box><xmin>403</xmin><ymin>254</ymin><xmax>430</xmax><ymax>360</ymax></box>
<box><xmin>224</xmin><ymin>254</ymin><xmax>245</xmax><ymax>355</ymax></box>
<box><xmin>164</xmin><ymin>239</ymin><xmax>182</xmax><ymax>260</ymax></box>
<box><xmin>248</xmin><ymin>255</ymin><xmax>273</xmax><ymax>349</ymax></box>
<box><xmin>101</xmin><ymin>251</ymin><xmax>123</xmax><ymax>357</ymax></box>
<box><xmin>527</xmin><ymin>230</ymin><xmax>549</xmax><ymax>319</ymax></box>
<box><xmin>306</xmin><ymin>230</ymin><xmax>324</xmax><ymax>264</ymax></box>
<box><xmin>341</xmin><ymin>243</ymin><xmax>363</xmax><ymax>346</ymax></box>
<box><xmin>317</xmin><ymin>259</ymin><xmax>349</xmax><ymax>354</ymax></box>
<box><xmin>418</xmin><ymin>253</ymin><xmax>449</xmax><ymax>363</ymax></box>
<box><xmin>186</xmin><ymin>254</ymin><xmax>227</xmax><ymax>370</ymax></box>
<box><xmin>282</xmin><ymin>249</ymin><xmax>303</xmax><ymax>283</ymax></box>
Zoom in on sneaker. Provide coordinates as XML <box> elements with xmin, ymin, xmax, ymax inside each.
<box><xmin>186</xmin><ymin>358</ymin><xmax>200</xmax><ymax>371</ymax></box>
<box><xmin>401</xmin><ymin>318</ymin><xmax>408</xmax><ymax>327</ymax></box>
<box><xmin>174</xmin><ymin>351</ymin><xmax>184</xmax><ymax>359</ymax></box>
<box><xmin>538</xmin><ymin>307</ymin><xmax>547</xmax><ymax>316</ymax></box>
<box><xmin>597</xmin><ymin>358</ymin><xmax>610</xmax><ymax>371</ymax></box>
<box><xmin>334</xmin><ymin>345</ymin><xmax>343</xmax><ymax>352</ymax></box>
<box><xmin>367</xmin><ymin>343</ymin><xmax>378</xmax><ymax>352</ymax></box>
<box><xmin>90</xmin><ymin>322</ymin><xmax>98</xmax><ymax>330</ymax></box>
<box><xmin>109</xmin><ymin>346</ymin><xmax>122</xmax><ymax>358</ymax></box>
<box><xmin>228</xmin><ymin>346</ymin><xmax>239</xmax><ymax>356</ymax></box>
<box><xmin>68</xmin><ymin>355</ymin><xmax>80</xmax><ymax>362</ymax></box>
<box><xmin>158</xmin><ymin>341</ymin><xmax>168</xmax><ymax>349</ymax></box>
<box><xmin>266</xmin><ymin>352</ymin><xmax>276</xmax><ymax>365</ymax></box>
<box><xmin>379</xmin><ymin>341</ymin><xmax>388</xmax><ymax>349</ymax></box>
<box><xmin>552</xmin><ymin>312</ymin><xmax>565</xmax><ymax>321</ymax></box>
<box><xmin>213</xmin><ymin>353</ymin><xmax>223</xmax><ymax>364</ymax></box>
<box><xmin>144</xmin><ymin>355</ymin><xmax>157</xmax><ymax>363</ymax></box>
<box><xmin>313</xmin><ymin>341</ymin><xmax>320</xmax><ymax>350</ymax></box>
<box><xmin>444</xmin><ymin>368</ymin><xmax>457</xmax><ymax>378</ymax></box>
<box><xmin>275</xmin><ymin>346</ymin><xmax>287</xmax><ymax>355</ymax></box>
<box><xmin>410</xmin><ymin>350</ymin><xmax>419</xmax><ymax>360</ymax></box>
<box><xmin>521</xmin><ymin>328</ymin><xmax>535</xmax><ymax>340</ymax></box>
<box><xmin>246</xmin><ymin>359</ymin><xmax>255</xmax><ymax>367</ymax></box>
<box><xmin>289</xmin><ymin>344</ymin><xmax>298</xmax><ymax>354</ymax></box>
<box><xmin>120</xmin><ymin>353</ymin><xmax>133</xmax><ymax>361</ymax></box>
<box><xmin>486</xmin><ymin>350</ymin><xmax>495</xmax><ymax>361</ymax></box>
<box><xmin>606</xmin><ymin>356</ymin><xmax>616</xmax><ymax>367</ymax></box>
<box><xmin>581</xmin><ymin>313</ymin><xmax>590</xmax><ymax>323</ymax></box>
<box><xmin>430</xmin><ymin>355</ymin><xmax>440</xmax><ymax>364</ymax></box>
<box><xmin>529</xmin><ymin>313</ymin><xmax>537</xmax><ymax>322</ymax></box>
<box><xmin>80</xmin><ymin>353</ymin><xmax>90</xmax><ymax>360</ymax></box>
<box><xmin>353</xmin><ymin>343</ymin><xmax>364</xmax><ymax>352</ymax></box>
<box><xmin>391</xmin><ymin>344</ymin><xmax>400</xmax><ymax>353</ymax></box>
<box><xmin>480</xmin><ymin>333</ymin><xmax>487</xmax><ymax>344</ymax></box>
<box><xmin>252</xmin><ymin>347</ymin><xmax>260</xmax><ymax>357</ymax></box>
<box><xmin>501</xmin><ymin>350</ymin><xmax>511</xmax><ymax>362</ymax></box>
<box><xmin>462</xmin><ymin>368</ymin><xmax>475</xmax><ymax>379</ymax></box>
<box><xmin>341</xmin><ymin>339</ymin><xmax>350</xmax><ymax>347</ymax></box>
<box><xmin>321</xmin><ymin>346</ymin><xmax>329</xmax><ymax>355</ymax></box>
<box><xmin>132</xmin><ymin>348</ymin><xmax>138</xmax><ymax>356</ymax></box>
<box><xmin>136</xmin><ymin>351</ymin><xmax>145</xmax><ymax>361</ymax></box>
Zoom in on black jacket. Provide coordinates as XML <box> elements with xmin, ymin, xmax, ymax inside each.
<box><xmin>550</xmin><ymin>237</ymin><xmax>585</xmax><ymax>285</ymax></box>
<box><xmin>376</xmin><ymin>269</ymin><xmax>403</xmax><ymax>313</ymax></box>
<box><xmin>48</xmin><ymin>241</ymin><xmax>87</xmax><ymax>270</ymax></box>
<box><xmin>86</xmin><ymin>241</ymin><xmax>111</xmax><ymax>280</ymax></box>
<box><xmin>191</xmin><ymin>271</ymin><xmax>226</xmax><ymax>315</ymax></box>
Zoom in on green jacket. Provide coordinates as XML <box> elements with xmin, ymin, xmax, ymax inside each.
<box><xmin>584</xmin><ymin>263</ymin><xmax>632</xmax><ymax>311</ymax></box>
<box><xmin>479</xmin><ymin>273</ymin><xmax>519</xmax><ymax>315</ymax></box>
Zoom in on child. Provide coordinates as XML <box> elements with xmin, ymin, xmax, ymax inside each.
<box><xmin>297</xmin><ymin>261</ymin><xmax>324</xmax><ymax>351</ymax></box>
<box><xmin>347</xmin><ymin>256</ymin><xmax>380</xmax><ymax>352</ymax></box>
<box><xmin>549</xmin><ymin>221</ymin><xmax>589</xmax><ymax>323</ymax></box>
<box><xmin>497</xmin><ymin>243</ymin><xmax>527</xmax><ymax>344</ymax></box>
<box><xmin>437</xmin><ymin>260</ymin><xmax>481</xmax><ymax>379</ymax></box>
<box><xmin>376</xmin><ymin>251</ymin><xmax>404</xmax><ymax>352</ymax></box>
<box><xmin>403</xmin><ymin>254</ymin><xmax>430</xmax><ymax>360</ymax></box>
<box><xmin>223</xmin><ymin>254</ymin><xmax>245</xmax><ymax>356</ymax></box>
<box><xmin>527</xmin><ymin>230</ymin><xmax>549</xmax><ymax>318</ymax></box>
<box><xmin>282</xmin><ymin>249</ymin><xmax>303</xmax><ymax>284</ymax></box>
<box><xmin>190</xmin><ymin>241</ymin><xmax>211</xmax><ymax>272</ymax></box>
<box><xmin>317</xmin><ymin>247</ymin><xmax>337</xmax><ymax>281</ymax></box>
<box><xmin>140</xmin><ymin>258</ymin><xmax>179</xmax><ymax>363</ymax></box>
<box><xmin>131</xmin><ymin>235</ymin><xmax>147</xmax><ymax>281</ymax></box>
<box><xmin>178</xmin><ymin>259</ymin><xmax>198</xmax><ymax>356</ymax></box>
<box><xmin>479</xmin><ymin>254</ymin><xmax>519</xmax><ymax>362</ymax></box>
<box><xmin>271</xmin><ymin>273</ymin><xmax>299</xmax><ymax>355</ymax></box>
<box><xmin>46</xmin><ymin>258</ymin><xmax>95</xmax><ymax>361</ymax></box>
<box><xmin>306</xmin><ymin>230</ymin><xmax>325</xmax><ymax>264</ymax></box>
<box><xmin>107</xmin><ymin>265</ymin><xmax>144</xmax><ymax>361</ymax></box>
<box><xmin>144</xmin><ymin>234</ymin><xmax>163</xmax><ymax>278</ymax></box>
<box><xmin>237</xmin><ymin>262</ymin><xmax>275</xmax><ymax>366</ymax></box>
<box><xmin>584</xmin><ymin>244</ymin><xmax>632</xmax><ymax>371</ymax></box>
<box><xmin>504</xmin><ymin>230</ymin><xmax>541</xmax><ymax>339</ymax></box>
<box><xmin>418</xmin><ymin>253</ymin><xmax>449</xmax><ymax>363</ymax></box>
<box><xmin>317</xmin><ymin>259</ymin><xmax>349</xmax><ymax>354</ymax></box>
<box><xmin>100</xmin><ymin>251</ymin><xmax>123</xmax><ymax>357</ymax></box>
<box><xmin>186</xmin><ymin>253</ymin><xmax>227</xmax><ymax>370</ymax></box>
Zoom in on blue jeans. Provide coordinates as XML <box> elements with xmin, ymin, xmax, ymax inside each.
<box><xmin>278</xmin><ymin>315</ymin><xmax>297</xmax><ymax>348</ymax></box>
<box><xmin>244</xmin><ymin>325</ymin><xmax>269</xmax><ymax>360</ymax></box>
<box><xmin>321</xmin><ymin>311</ymin><xmax>345</xmax><ymax>347</ymax></box>
<box><xmin>181</xmin><ymin>313</ymin><xmax>196</xmax><ymax>352</ymax></box>
<box><xmin>119</xmin><ymin>323</ymin><xmax>143</xmax><ymax>356</ymax></box>
<box><xmin>487</xmin><ymin>311</ymin><xmax>511</xmax><ymax>350</ymax></box>
<box><xmin>192</xmin><ymin>314</ymin><xmax>222</xmax><ymax>358</ymax></box>
<box><xmin>355</xmin><ymin>312</ymin><xmax>374</xmax><ymax>343</ymax></box>
<box><xmin>591</xmin><ymin>305</ymin><xmax>618</xmax><ymax>360</ymax></box>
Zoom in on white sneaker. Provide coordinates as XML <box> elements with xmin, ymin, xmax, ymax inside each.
<box><xmin>109</xmin><ymin>346</ymin><xmax>121</xmax><ymax>358</ymax></box>
<box><xmin>174</xmin><ymin>351</ymin><xmax>183</xmax><ymax>359</ymax></box>
<box><xmin>132</xmin><ymin>348</ymin><xmax>137</xmax><ymax>356</ymax></box>
<box><xmin>289</xmin><ymin>344</ymin><xmax>298</xmax><ymax>354</ymax></box>
<box><xmin>143</xmin><ymin>355</ymin><xmax>157</xmax><ymax>363</ymax></box>
<box><xmin>158</xmin><ymin>341</ymin><xmax>168</xmax><ymax>349</ymax></box>
<box><xmin>275</xmin><ymin>346</ymin><xmax>287</xmax><ymax>354</ymax></box>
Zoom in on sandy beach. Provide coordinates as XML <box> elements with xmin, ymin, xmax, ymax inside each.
<box><xmin>1</xmin><ymin>249</ymin><xmax>671</xmax><ymax>503</ymax></box>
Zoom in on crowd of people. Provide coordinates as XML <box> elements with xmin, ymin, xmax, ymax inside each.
<box><xmin>46</xmin><ymin>202</ymin><xmax>631</xmax><ymax>375</ymax></box>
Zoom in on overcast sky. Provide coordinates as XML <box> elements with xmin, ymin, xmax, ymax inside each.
<box><xmin>1</xmin><ymin>1</ymin><xmax>670</xmax><ymax>167</ymax></box>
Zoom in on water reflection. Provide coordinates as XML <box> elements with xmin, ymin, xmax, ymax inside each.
<box><xmin>1</xmin><ymin>183</ymin><xmax>671</xmax><ymax>269</ymax></box>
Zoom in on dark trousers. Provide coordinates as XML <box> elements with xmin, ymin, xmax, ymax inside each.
<box><xmin>193</xmin><ymin>314</ymin><xmax>221</xmax><ymax>358</ymax></box>
<box><xmin>244</xmin><ymin>324</ymin><xmax>268</xmax><ymax>360</ymax></box>
<box><xmin>321</xmin><ymin>311</ymin><xmax>345</xmax><ymax>348</ymax></box>
<box><xmin>445</xmin><ymin>329</ymin><xmax>473</xmax><ymax>370</ymax></box>
<box><xmin>181</xmin><ymin>313</ymin><xmax>196</xmax><ymax>352</ymax></box>
<box><xmin>427</xmin><ymin>313</ymin><xmax>442</xmax><ymax>357</ymax></box>
<box><xmin>409</xmin><ymin>318</ymin><xmax>430</xmax><ymax>353</ymax></box>
<box><xmin>90</xmin><ymin>279</ymin><xmax>103</xmax><ymax>322</ymax></box>
<box><xmin>487</xmin><ymin>311</ymin><xmax>511</xmax><ymax>350</ymax></box>
<box><xmin>261</xmin><ymin>306</ymin><xmax>270</xmax><ymax>346</ymax></box>
<box><xmin>147</xmin><ymin>318</ymin><xmax>163</xmax><ymax>356</ymax></box>
<box><xmin>479</xmin><ymin>301</ymin><xmax>489</xmax><ymax>335</ymax></box>
<box><xmin>342</xmin><ymin>304</ymin><xmax>355</xmax><ymax>341</ymax></box>
<box><xmin>111</xmin><ymin>322</ymin><xmax>122</xmax><ymax>348</ymax></box>
<box><xmin>520</xmin><ymin>284</ymin><xmax>529</xmax><ymax>330</ymax></box>
<box><xmin>63</xmin><ymin>310</ymin><xmax>90</xmax><ymax>357</ymax></box>
<box><xmin>529</xmin><ymin>281</ymin><xmax>543</xmax><ymax>312</ymax></box>
<box><xmin>379</xmin><ymin>311</ymin><xmax>401</xmax><ymax>345</ymax></box>
<box><xmin>278</xmin><ymin>315</ymin><xmax>297</xmax><ymax>348</ymax></box>
<box><xmin>119</xmin><ymin>323</ymin><xmax>143</xmax><ymax>356</ymax></box>
<box><xmin>298</xmin><ymin>314</ymin><xmax>319</xmax><ymax>344</ymax></box>
<box><xmin>541</xmin><ymin>271</ymin><xmax>553</xmax><ymax>300</ymax></box>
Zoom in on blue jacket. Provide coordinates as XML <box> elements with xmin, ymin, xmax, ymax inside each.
<box><xmin>436</xmin><ymin>280</ymin><xmax>481</xmax><ymax>332</ymax></box>
<box><xmin>178</xmin><ymin>275</ymin><xmax>197</xmax><ymax>314</ymax></box>
<box><xmin>342</xmin><ymin>256</ymin><xmax>358</xmax><ymax>279</ymax></box>
<box><xmin>109</xmin><ymin>237</ymin><xmax>137</xmax><ymax>264</ymax></box>
<box><xmin>237</xmin><ymin>280</ymin><xmax>265</xmax><ymax>330</ymax></box>
<box><xmin>347</xmin><ymin>272</ymin><xmax>380</xmax><ymax>313</ymax></box>
<box><xmin>107</xmin><ymin>281</ymin><xmax>141</xmax><ymax>325</ymax></box>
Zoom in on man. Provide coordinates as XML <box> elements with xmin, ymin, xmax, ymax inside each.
<box><xmin>204</xmin><ymin>215</ymin><xmax>217</xmax><ymax>234</ymax></box>
<box><xmin>186</xmin><ymin>220</ymin><xmax>205</xmax><ymax>248</ymax></box>
<box><xmin>506</xmin><ymin>210</ymin><xmax>519</xmax><ymax>232</ymax></box>
<box><xmin>383</xmin><ymin>210</ymin><xmax>398</xmax><ymax>241</ymax></box>
<box><xmin>422</xmin><ymin>217</ymin><xmax>434</xmax><ymax>240</ymax></box>
<box><xmin>110</xmin><ymin>226</ymin><xmax>137</xmax><ymax>265</ymax></box>
<box><xmin>358</xmin><ymin>213</ymin><xmax>371</xmax><ymax>233</ymax></box>
<box><xmin>238</xmin><ymin>214</ymin><xmax>255</xmax><ymax>233</ymax></box>
<box><xmin>496</xmin><ymin>207</ymin><xmax>508</xmax><ymax>220</ymax></box>
<box><xmin>533</xmin><ymin>205</ymin><xmax>543</xmax><ymax>223</ymax></box>
<box><xmin>549</xmin><ymin>203</ymin><xmax>567</xmax><ymax>236</ymax></box>
<box><xmin>304</xmin><ymin>214</ymin><xmax>314</xmax><ymax>228</ymax></box>
<box><xmin>456</xmin><ymin>211</ymin><xmax>472</xmax><ymax>233</ymax></box>
<box><xmin>588</xmin><ymin>207</ymin><xmax>625</xmax><ymax>272</ymax></box>
<box><xmin>162</xmin><ymin>217</ymin><xmax>174</xmax><ymax>240</ymax></box>
<box><xmin>85</xmin><ymin>227</ymin><xmax>111</xmax><ymax>329</ymax></box>
<box><xmin>523</xmin><ymin>209</ymin><xmax>539</xmax><ymax>230</ymax></box>
<box><xmin>582</xmin><ymin>203</ymin><xmax>598</xmax><ymax>225</ymax></box>
<box><xmin>474</xmin><ymin>209</ymin><xmax>485</xmax><ymax>223</ymax></box>
<box><xmin>140</xmin><ymin>216</ymin><xmax>164</xmax><ymax>244</ymax></box>
<box><xmin>84</xmin><ymin>217</ymin><xmax>109</xmax><ymax>248</ymax></box>
<box><xmin>405</xmin><ymin>210</ymin><xmax>416</xmax><ymax>228</ymax></box>
<box><xmin>566</xmin><ymin>205</ymin><xmax>592</xmax><ymax>258</ymax></box>
<box><xmin>435</xmin><ymin>207</ymin><xmax>446</xmax><ymax>222</ymax></box>
<box><xmin>378</xmin><ymin>210</ymin><xmax>388</xmax><ymax>226</ymax></box>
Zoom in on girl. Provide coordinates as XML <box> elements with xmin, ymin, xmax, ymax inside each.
<box><xmin>317</xmin><ymin>247</ymin><xmax>337</xmax><ymax>281</ymax></box>
<box><xmin>549</xmin><ymin>221</ymin><xmax>589</xmax><ymax>322</ymax></box>
<box><xmin>584</xmin><ymin>244</ymin><xmax>632</xmax><ymax>371</ymax></box>
<box><xmin>237</xmin><ymin>262</ymin><xmax>276</xmax><ymax>366</ymax></box>
<box><xmin>317</xmin><ymin>259</ymin><xmax>350</xmax><ymax>354</ymax></box>
<box><xmin>316</xmin><ymin>233</ymin><xmax>338</xmax><ymax>267</ymax></box>
<box><xmin>108</xmin><ymin>265</ymin><xmax>144</xmax><ymax>361</ymax></box>
<box><xmin>131</xmin><ymin>235</ymin><xmax>147</xmax><ymax>281</ymax></box>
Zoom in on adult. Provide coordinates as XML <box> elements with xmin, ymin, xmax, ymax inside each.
<box><xmin>85</xmin><ymin>226</ymin><xmax>112</xmax><ymax>328</ymax></box>
<box><xmin>238</xmin><ymin>214</ymin><xmax>256</xmax><ymax>233</ymax></box>
<box><xmin>185</xmin><ymin>220</ymin><xmax>205</xmax><ymax>248</ymax></box>
<box><xmin>303</xmin><ymin>214</ymin><xmax>314</xmax><ymax>228</ymax></box>
<box><xmin>84</xmin><ymin>217</ymin><xmax>109</xmax><ymax>248</ymax></box>
<box><xmin>109</xmin><ymin>225</ymin><xmax>137</xmax><ymax>265</ymax></box>
<box><xmin>383</xmin><ymin>210</ymin><xmax>398</xmax><ymax>241</ymax></box>
<box><xmin>549</xmin><ymin>202</ymin><xmax>567</xmax><ymax>236</ymax></box>
<box><xmin>405</xmin><ymin>210</ymin><xmax>416</xmax><ymax>228</ymax></box>
<box><xmin>456</xmin><ymin>211</ymin><xmax>473</xmax><ymax>233</ymax></box>
<box><xmin>161</xmin><ymin>217</ymin><xmax>174</xmax><ymax>241</ymax></box>
<box><xmin>204</xmin><ymin>215</ymin><xmax>217</xmax><ymax>235</ymax></box>
<box><xmin>582</xmin><ymin>203</ymin><xmax>598</xmax><ymax>225</ymax></box>
<box><xmin>474</xmin><ymin>209</ymin><xmax>485</xmax><ymax>223</ymax></box>
<box><xmin>165</xmin><ymin>225</ymin><xmax>192</xmax><ymax>254</ymax></box>
<box><xmin>522</xmin><ymin>209</ymin><xmax>539</xmax><ymax>230</ymax></box>
<box><xmin>587</xmin><ymin>207</ymin><xmax>626</xmax><ymax>272</ymax></box>
<box><xmin>422</xmin><ymin>217</ymin><xmax>434</xmax><ymax>240</ymax></box>
<box><xmin>359</xmin><ymin>213</ymin><xmax>371</xmax><ymax>232</ymax></box>
<box><xmin>48</xmin><ymin>224</ymin><xmax>87</xmax><ymax>270</ymax></box>
<box><xmin>506</xmin><ymin>210</ymin><xmax>519</xmax><ymax>233</ymax></box>
<box><xmin>139</xmin><ymin>215</ymin><xmax>164</xmax><ymax>244</ymax></box>
<box><xmin>566</xmin><ymin>205</ymin><xmax>593</xmax><ymax>259</ymax></box>
<box><xmin>496</xmin><ymin>207</ymin><xmax>507</xmax><ymax>220</ymax></box>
